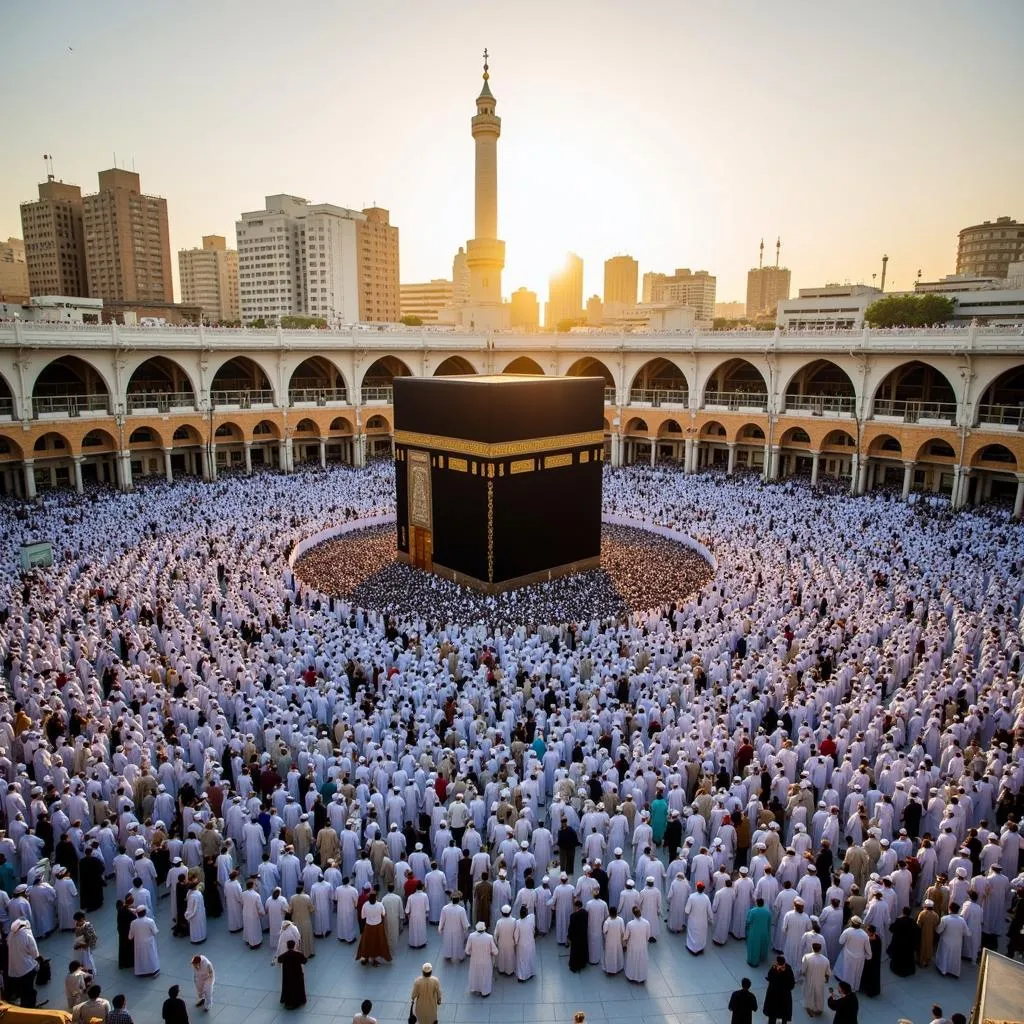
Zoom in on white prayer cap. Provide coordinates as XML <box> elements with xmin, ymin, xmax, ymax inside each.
<box><xmin>739</xmin><ymin>867</ymin><xmax>749</xmax><ymax>875</ymax></box>
<box><xmin>614</xmin><ymin>848</ymin><xmax>623</xmax><ymax>856</ymax></box>
<box><xmin>645</xmin><ymin>876</ymin><xmax>655</xmax><ymax>884</ymax></box>
<box><xmin>475</xmin><ymin>922</ymin><xmax>486</xmax><ymax>932</ymax></box>
<box><xmin>501</xmin><ymin>904</ymin><xmax>511</xmax><ymax>915</ymax></box>
<box><xmin>625</xmin><ymin>879</ymin><xmax>635</xmax><ymax>888</ymax></box>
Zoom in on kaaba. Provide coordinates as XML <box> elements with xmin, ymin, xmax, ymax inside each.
<box><xmin>393</xmin><ymin>375</ymin><xmax>605</xmax><ymax>593</ymax></box>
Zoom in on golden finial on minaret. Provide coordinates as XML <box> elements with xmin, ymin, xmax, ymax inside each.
<box><xmin>482</xmin><ymin>47</ymin><xmax>489</xmax><ymax>80</ymax></box>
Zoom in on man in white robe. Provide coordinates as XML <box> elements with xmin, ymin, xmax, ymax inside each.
<box><xmin>438</xmin><ymin>896</ymin><xmax>470</xmax><ymax>962</ymax></box>
<box><xmin>334</xmin><ymin>881</ymin><xmax>358</xmax><ymax>943</ymax></box>
<box><xmin>192</xmin><ymin>954</ymin><xmax>215</xmax><ymax>1012</ymax></box>
<box><xmin>585</xmin><ymin>896</ymin><xmax>609</xmax><ymax>964</ymax></box>
<box><xmin>405</xmin><ymin>885</ymin><xmax>430</xmax><ymax>948</ymax></box>
<box><xmin>731</xmin><ymin>867</ymin><xmax>755</xmax><ymax>939</ymax></box>
<box><xmin>53</xmin><ymin>868</ymin><xmax>78</xmax><ymax>931</ymax></box>
<box><xmin>935</xmin><ymin>908</ymin><xmax>969</xmax><ymax>977</ymax></box>
<box><xmin>639</xmin><ymin>878</ymin><xmax>662</xmax><ymax>942</ymax></box>
<box><xmin>782</xmin><ymin>899</ymin><xmax>810</xmax><ymax>969</ymax></box>
<box><xmin>224</xmin><ymin>874</ymin><xmax>244</xmax><ymax>933</ymax></box>
<box><xmin>465</xmin><ymin>922</ymin><xmax>498</xmax><ymax>996</ymax></box>
<box><xmin>514</xmin><ymin>908</ymin><xmax>536</xmax><ymax>981</ymax></box>
<box><xmin>240</xmin><ymin>882</ymin><xmax>265</xmax><ymax>948</ymax></box>
<box><xmin>310</xmin><ymin>877</ymin><xmax>333</xmax><ymax>936</ymax></box>
<box><xmin>382</xmin><ymin>886</ymin><xmax>404</xmax><ymax>952</ymax></box>
<box><xmin>493</xmin><ymin>905</ymin><xmax>517</xmax><ymax>975</ymax></box>
<box><xmin>624</xmin><ymin>906</ymin><xmax>651</xmax><ymax>982</ymax></box>
<box><xmin>266</xmin><ymin>888</ymin><xmax>290</xmax><ymax>954</ymax></box>
<box><xmin>667</xmin><ymin>872</ymin><xmax>691</xmax><ymax>933</ymax></box>
<box><xmin>683</xmin><ymin>883</ymin><xmax>714</xmax><ymax>954</ymax></box>
<box><xmin>602</xmin><ymin>907</ymin><xmax>626</xmax><ymax>974</ymax></box>
<box><xmin>833</xmin><ymin>918</ymin><xmax>871</xmax><ymax>989</ymax></box>
<box><xmin>127</xmin><ymin>909</ymin><xmax>159</xmax><ymax>976</ymax></box>
<box><xmin>799</xmin><ymin>940</ymin><xmax>830</xmax><ymax>1017</ymax></box>
<box><xmin>185</xmin><ymin>884</ymin><xmax>208</xmax><ymax>943</ymax></box>
<box><xmin>711</xmin><ymin>880</ymin><xmax>734</xmax><ymax>945</ymax></box>
<box><xmin>551</xmin><ymin>874</ymin><xmax>575</xmax><ymax>945</ymax></box>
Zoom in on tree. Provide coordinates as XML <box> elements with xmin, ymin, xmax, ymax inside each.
<box><xmin>864</xmin><ymin>294</ymin><xmax>954</xmax><ymax>328</ymax></box>
<box><xmin>555</xmin><ymin>317</ymin><xmax>585</xmax><ymax>333</ymax></box>
<box><xmin>280</xmin><ymin>315</ymin><xmax>328</xmax><ymax>329</ymax></box>
<box><xmin>248</xmin><ymin>317</ymin><xmax>267</xmax><ymax>329</ymax></box>
<box><xmin>399</xmin><ymin>314</ymin><xmax>424</xmax><ymax>326</ymax></box>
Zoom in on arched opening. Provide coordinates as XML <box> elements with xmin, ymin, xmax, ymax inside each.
<box><xmin>700</xmin><ymin>421</ymin><xmax>727</xmax><ymax>439</ymax></box>
<box><xmin>502</xmin><ymin>356</ymin><xmax>545</xmax><ymax>375</ymax></box>
<box><xmin>78</xmin><ymin>428</ymin><xmax>120</xmax><ymax>488</ymax></box>
<box><xmin>211</xmin><ymin>357</ymin><xmax>274</xmax><ymax>409</ymax></box>
<box><xmin>288</xmin><ymin>357</ymin><xmax>348</xmax><ymax>406</ymax></box>
<box><xmin>365</xmin><ymin>414</ymin><xmax>393</xmax><ymax>459</ymax></box>
<box><xmin>362</xmin><ymin>356</ymin><xmax>412</xmax><ymax>403</ymax></box>
<box><xmin>326</xmin><ymin>416</ymin><xmax>354</xmax><ymax>465</ymax></box>
<box><xmin>655</xmin><ymin>418</ymin><xmax>685</xmax><ymax>465</ymax></box>
<box><xmin>210</xmin><ymin>420</ymin><xmax>250</xmax><ymax>474</ymax></box>
<box><xmin>290</xmin><ymin>418</ymin><xmax>321</xmax><ymax>467</ymax></box>
<box><xmin>976</xmin><ymin>364</ymin><xmax>1024</xmax><ymax>427</ymax></box>
<box><xmin>916</xmin><ymin>438</ymin><xmax>956</xmax><ymax>461</ymax></box>
<box><xmin>128</xmin><ymin>426</ymin><xmax>161</xmax><ymax>447</ymax></box>
<box><xmin>433</xmin><ymin>356</ymin><xmax>477</xmax><ymax>377</ymax></box>
<box><xmin>815</xmin><ymin>429</ymin><xmax>856</xmax><ymax>483</ymax></box>
<box><xmin>873</xmin><ymin>361</ymin><xmax>957</xmax><ymax>424</ymax></box>
<box><xmin>910</xmin><ymin>436</ymin><xmax>957</xmax><ymax>496</ymax></box>
<box><xmin>0</xmin><ymin>372</ymin><xmax>14</xmax><ymax>419</ymax></box>
<box><xmin>29</xmin><ymin>431</ymin><xmax>76</xmax><ymax>490</ymax></box>
<box><xmin>166</xmin><ymin>424</ymin><xmax>205</xmax><ymax>479</ymax></box>
<box><xmin>629</xmin><ymin>358</ymin><xmax>689</xmax><ymax>407</ymax></box>
<box><xmin>865</xmin><ymin>434</ymin><xmax>906</xmax><ymax>491</ymax></box>
<box><xmin>777</xmin><ymin>426</ymin><xmax>814</xmax><ymax>479</ymax></box>
<box><xmin>969</xmin><ymin>443</ymin><xmax>1019</xmax><ymax>507</ymax></box>
<box><xmin>32</xmin><ymin>356</ymin><xmax>110</xmax><ymax>417</ymax></box>
<box><xmin>623</xmin><ymin>417</ymin><xmax>651</xmax><ymax>466</ymax></box>
<box><xmin>704</xmin><ymin>359</ymin><xmax>768</xmax><ymax>410</ymax></box>
<box><xmin>567</xmin><ymin>357</ymin><xmax>615</xmax><ymax>404</ymax></box>
<box><xmin>732</xmin><ymin>421</ymin><xmax>767</xmax><ymax>474</ymax></box>
<box><xmin>126</xmin><ymin>357</ymin><xmax>196</xmax><ymax>413</ymax></box>
<box><xmin>783</xmin><ymin>359</ymin><xmax>856</xmax><ymax>416</ymax></box>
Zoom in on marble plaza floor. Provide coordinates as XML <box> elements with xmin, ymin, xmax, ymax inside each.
<box><xmin>35</xmin><ymin>896</ymin><xmax>980</xmax><ymax>1024</ymax></box>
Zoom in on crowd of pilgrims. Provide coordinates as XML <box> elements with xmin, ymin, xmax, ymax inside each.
<box><xmin>0</xmin><ymin>461</ymin><xmax>1021</xmax><ymax>1020</ymax></box>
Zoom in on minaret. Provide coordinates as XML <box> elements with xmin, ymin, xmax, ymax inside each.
<box><xmin>464</xmin><ymin>49</ymin><xmax>505</xmax><ymax>329</ymax></box>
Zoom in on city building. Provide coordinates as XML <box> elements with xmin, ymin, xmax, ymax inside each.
<box><xmin>19</xmin><ymin>176</ymin><xmax>88</xmax><ymax>298</ymax></box>
<box><xmin>914</xmin><ymin>274</ymin><xmax>1001</xmax><ymax>293</ymax></box>
<box><xmin>547</xmin><ymin>252</ymin><xmax>584</xmax><ymax>328</ymax></box>
<box><xmin>452</xmin><ymin>247</ymin><xmax>470</xmax><ymax>305</ymax></box>
<box><xmin>83</xmin><ymin>169</ymin><xmax>173</xmax><ymax>304</ymax></box>
<box><xmin>957</xmin><ymin>216</ymin><xmax>1024</xmax><ymax>279</ymax></box>
<box><xmin>178</xmin><ymin>235</ymin><xmax>240</xmax><ymax>324</ymax></box>
<box><xmin>356</xmin><ymin>207</ymin><xmax>400</xmax><ymax>322</ymax></box>
<box><xmin>715</xmin><ymin>301</ymin><xmax>746</xmax><ymax>320</ymax></box>
<box><xmin>509</xmin><ymin>286</ymin><xmax>539</xmax><ymax>330</ymax></box>
<box><xmin>0</xmin><ymin>295</ymin><xmax>102</xmax><ymax>323</ymax></box>
<box><xmin>642</xmin><ymin>268</ymin><xmax>716</xmax><ymax>323</ymax></box>
<box><xmin>604</xmin><ymin>255</ymin><xmax>638</xmax><ymax>306</ymax></box>
<box><xmin>603</xmin><ymin>303</ymin><xmax>695</xmax><ymax>333</ymax></box>
<box><xmin>399</xmin><ymin>279</ymin><xmax>455</xmax><ymax>323</ymax></box>
<box><xmin>235</xmin><ymin>194</ymin><xmax>364</xmax><ymax>325</ymax></box>
<box><xmin>586</xmin><ymin>295</ymin><xmax>603</xmax><ymax>325</ymax></box>
<box><xmin>746</xmin><ymin>265</ymin><xmax>791</xmax><ymax>318</ymax></box>
<box><xmin>461</xmin><ymin>51</ymin><xmax>506</xmax><ymax>330</ymax></box>
<box><xmin>776</xmin><ymin>284</ymin><xmax>882</xmax><ymax>330</ymax></box>
<box><xmin>102</xmin><ymin>300</ymin><xmax>202</xmax><ymax>326</ymax></box>
<box><xmin>0</xmin><ymin>239</ymin><xmax>29</xmax><ymax>303</ymax></box>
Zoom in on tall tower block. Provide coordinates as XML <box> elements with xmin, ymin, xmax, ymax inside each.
<box><xmin>463</xmin><ymin>49</ymin><xmax>506</xmax><ymax>329</ymax></box>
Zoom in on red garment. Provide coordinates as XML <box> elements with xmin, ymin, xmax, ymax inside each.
<box><xmin>819</xmin><ymin>736</ymin><xmax>836</xmax><ymax>758</ymax></box>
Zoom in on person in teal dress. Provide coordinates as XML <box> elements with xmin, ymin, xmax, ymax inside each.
<box><xmin>649</xmin><ymin>789</ymin><xmax>669</xmax><ymax>845</ymax></box>
<box><xmin>745</xmin><ymin>897</ymin><xmax>773</xmax><ymax>967</ymax></box>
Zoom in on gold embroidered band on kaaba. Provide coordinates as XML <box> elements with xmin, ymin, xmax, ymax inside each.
<box><xmin>394</xmin><ymin>429</ymin><xmax>605</xmax><ymax>459</ymax></box>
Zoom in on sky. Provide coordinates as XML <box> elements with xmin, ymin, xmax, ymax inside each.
<box><xmin>1</xmin><ymin>0</ymin><xmax>1022</xmax><ymax>306</ymax></box>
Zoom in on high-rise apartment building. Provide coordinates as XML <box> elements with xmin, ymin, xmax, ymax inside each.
<box><xmin>236</xmin><ymin>195</ymin><xmax>363</xmax><ymax>325</ymax></box>
<box><xmin>400</xmin><ymin>280</ymin><xmax>455</xmax><ymax>323</ymax></box>
<box><xmin>20</xmin><ymin>177</ymin><xmax>88</xmax><ymax>298</ymax></box>
<box><xmin>83</xmin><ymin>169</ymin><xmax>173</xmax><ymax>303</ymax></box>
<box><xmin>509</xmin><ymin>286</ymin><xmax>539</xmax><ymax>330</ymax></box>
<box><xmin>603</xmin><ymin>255</ymin><xmax>638</xmax><ymax>306</ymax></box>
<box><xmin>178</xmin><ymin>235</ymin><xmax>240</xmax><ymax>324</ymax></box>
<box><xmin>746</xmin><ymin>266</ymin><xmax>791</xmax><ymax>318</ymax></box>
<box><xmin>452</xmin><ymin>247</ymin><xmax>470</xmax><ymax>305</ymax></box>
<box><xmin>356</xmin><ymin>207</ymin><xmax>400</xmax><ymax>322</ymax></box>
<box><xmin>642</xmin><ymin>268</ymin><xmax>716</xmax><ymax>322</ymax></box>
<box><xmin>547</xmin><ymin>252</ymin><xmax>584</xmax><ymax>328</ymax></box>
<box><xmin>956</xmin><ymin>216</ymin><xmax>1024</xmax><ymax>279</ymax></box>
<box><xmin>0</xmin><ymin>239</ymin><xmax>30</xmax><ymax>302</ymax></box>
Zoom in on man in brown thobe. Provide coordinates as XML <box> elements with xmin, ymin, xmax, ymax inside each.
<box><xmin>474</xmin><ymin>874</ymin><xmax>493</xmax><ymax>927</ymax></box>
<box><xmin>925</xmin><ymin>878</ymin><xmax>949</xmax><ymax>918</ymax></box>
<box><xmin>916</xmin><ymin>900</ymin><xmax>939</xmax><ymax>966</ymax></box>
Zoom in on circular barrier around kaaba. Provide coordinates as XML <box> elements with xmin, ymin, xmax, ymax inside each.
<box><xmin>291</xmin><ymin>514</ymin><xmax>717</xmax><ymax>629</ymax></box>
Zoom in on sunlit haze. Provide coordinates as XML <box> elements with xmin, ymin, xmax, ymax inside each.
<box><xmin>2</xmin><ymin>0</ymin><xmax>1022</xmax><ymax>304</ymax></box>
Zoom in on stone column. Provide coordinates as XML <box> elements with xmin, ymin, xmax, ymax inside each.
<box><xmin>163</xmin><ymin>448</ymin><xmax>174</xmax><ymax>484</ymax></box>
<box><xmin>204</xmin><ymin>444</ymin><xmax>216</xmax><ymax>482</ymax></box>
<box><xmin>119</xmin><ymin>451</ymin><xmax>133</xmax><ymax>491</ymax></box>
<box><xmin>902</xmin><ymin>461</ymin><xmax>915</xmax><ymax>501</ymax></box>
<box><xmin>769</xmin><ymin>445</ymin><xmax>781</xmax><ymax>480</ymax></box>
<box><xmin>810</xmin><ymin>450</ymin><xmax>821</xmax><ymax>487</ymax></box>
<box><xmin>857</xmin><ymin>456</ymin><xmax>870</xmax><ymax>496</ymax></box>
<box><xmin>951</xmin><ymin>465</ymin><xmax>962</xmax><ymax>508</ymax></box>
<box><xmin>318</xmin><ymin>438</ymin><xmax>327</xmax><ymax>469</ymax></box>
<box><xmin>1013</xmin><ymin>474</ymin><xmax>1024</xmax><ymax>519</ymax></box>
<box><xmin>278</xmin><ymin>438</ymin><xmax>290</xmax><ymax>473</ymax></box>
<box><xmin>72</xmin><ymin>456</ymin><xmax>84</xmax><ymax>495</ymax></box>
<box><xmin>23</xmin><ymin>459</ymin><xmax>36</xmax><ymax>499</ymax></box>
<box><xmin>48</xmin><ymin>464</ymin><xmax>58</xmax><ymax>488</ymax></box>
<box><xmin>354</xmin><ymin>434</ymin><xmax>366</xmax><ymax>467</ymax></box>
<box><xmin>649</xmin><ymin>439</ymin><xmax>657</xmax><ymax>467</ymax></box>
<box><xmin>243</xmin><ymin>441</ymin><xmax>252</xmax><ymax>475</ymax></box>
<box><xmin>726</xmin><ymin>442</ymin><xmax>737</xmax><ymax>476</ymax></box>
<box><xmin>849</xmin><ymin>452</ymin><xmax>859</xmax><ymax>495</ymax></box>
<box><xmin>762</xmin><ymin>442</ymin><xmax>771</xmax><ymax>479</ymax></box>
